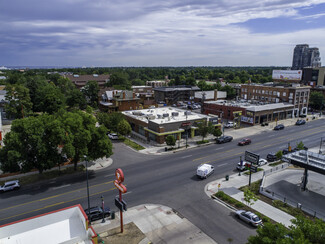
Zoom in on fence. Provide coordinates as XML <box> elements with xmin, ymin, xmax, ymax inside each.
<box><xmin>260</xmin><ymin>163</ymin><xmax>325</xmax><ymax>220</ymax></box>
<box><xmin>259</xmin><ymin>186</ymin><xmax>325</xmax><ymax>220</ymax></box>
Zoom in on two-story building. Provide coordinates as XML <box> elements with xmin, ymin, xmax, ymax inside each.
<box><xmin>64</xmin><ymin>74</ymin><xmax>110</xmax><ymax>89</ymax></box>
<box><xmin>154</xmin><ymin>86</ymin><xmax>200</xmax><ymax>105</ymax></box>
<box><xmin>100</xmin><ymin>90</ymin><xmax>140</xmax><ymax>112</ymax></box>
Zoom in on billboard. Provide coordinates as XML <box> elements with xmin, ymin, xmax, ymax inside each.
<box><xmin>272</xmin><ymin>70</ymin><xmax>302</xmax><ymax>80</ymax></box>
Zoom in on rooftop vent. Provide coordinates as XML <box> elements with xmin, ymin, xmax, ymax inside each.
<box><xmin>93</xmin><ymin>74</ymin><xmax>98</xmax><ymax>77</ymax></box>
<box><xmin>163</xmin><ymin>113</ymin><xmax>169</xmax><ymax>117</ymax></box>
<box><xmin>172</xmin><ymin>112</ymin><xmax>179</xmax><ymax>117</ymax></box>
<box><xmin>73</xmin><ymin>74</ymin><xmax>79</xmax><ymax>77</ymax></box>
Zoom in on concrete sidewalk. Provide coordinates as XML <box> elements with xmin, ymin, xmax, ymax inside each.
<box><xmin>92</xmin><ymin>204</ymin><xmax>216</xmax><ymax>244</ymax></box>
<box><xmin>205</xmin><ymin>164</ymin><xmax>295</xmax><ymax>228</ymax></box>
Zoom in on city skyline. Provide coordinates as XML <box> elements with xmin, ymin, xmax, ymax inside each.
<box><xmin>1</xmin><ymin>0</ymin><xmax>325</xmax><ymax>67</ymax></box>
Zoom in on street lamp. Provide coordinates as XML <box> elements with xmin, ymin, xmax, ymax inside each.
<box><xmin>101</xmin><ymin>195</ymin><xmax>105</xmax><ymax>223</ymax></box>
<box><xmin>185</xmin><ymin>109</ymin><xmax>188</xmax><ymax>148</ymax></box>
<box><xmin>84</xmin><ymin>156</ymin><xmax>91</xmax><ymax>224</ymax></box>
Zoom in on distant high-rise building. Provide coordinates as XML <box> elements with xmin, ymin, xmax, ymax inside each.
<box><xmin>292</xmin><ymin>44</ymin><xmax>321</xmax><ymax>70</ymax></box>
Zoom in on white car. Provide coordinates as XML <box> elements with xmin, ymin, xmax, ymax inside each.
<box><xmin>108</xmin><ymin>133</ymin><xmax>119</xmax><ymax>140</ymax></box>
<box><xmin>0</xmin><ymin>180</ymin><xmax>20</xmax><ymax>192</ymax></box>
<box><xmin>258</xmin><ymin>158</ymin><xmax>268</xmax><ymax>166</ymax></box>
<box><xmin>224</xmin><ymin>122</ymin><xmax>236</xmax><ymax>128</ymax></box>
<box><xmin>235</xmin><ymin>210</ymin><xmax>262</xmax><ymax>227</ymax></box>
<box><xmin>196</xmin><ymin>164</ymin><xmax>214</xmax><ymax>179</ymax></box>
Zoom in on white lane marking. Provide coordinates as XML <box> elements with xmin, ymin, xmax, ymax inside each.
<box><xmin>307</xmin><ymin>125</ymin><xmax>312</xmax><ymax>128</ymax></box>
<box><xmin>52</xmin><ymin>184</ymin><xmax>71</xmax><ymax>190</ymax></box>
<box><xmin>217</xmin><ymin>163</ymin><xmax>227</xmax><ymax>167</ymax></box>
<box><xmin>303</xmin><ymin>139</ymin><xmax>311</xmax><ymax>142</ymax></box>
<box><xmin>215</xmin><ymin>147</ymin><xmax>224</xmax><ymax>151</ymax></box>
<box><xmin>104</xmin><ymin>174</ymin><xmax>115</xmax><ymax>177</ymax></box>
<box><xmin>181</xmin><ymin>155</ymin><xmax>192</xmax><ymax>159</ymax></box>
<box><xmin>268</xmin><ymin>135</ymin><xmax>276</xmax><ymax>137</ymax></box>
<box><xmin>123</xmin><ymin>191</ymin><xmax>132</xmax><ymax>195</ymax></box>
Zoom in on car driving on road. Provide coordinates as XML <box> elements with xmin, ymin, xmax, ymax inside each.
<box><xmin>238</xmin><ymin>138</ymin><xmax>251</xmax><ymax>146</ymax></box>
<box><xmin>235</xmin><ymin>210</ymin><xmax>262</xmax><ymax>227</ymax></box>
<box><xmin>196</xmin><ymin>164</ymin><xmax>214</xmax><ymax>179</ymax></box>
<box><xmin>274</xmin><ymin>124</ymin><xmax>285</xmax><ymax>130</ymax></box>
<box><xmin>216</xmin><ymin>136</ymin><xmax>233</xmax><ymax>144</ymax></box>
<box><xmin>84</xmin><ymin>206</ymin><xmax>111</xmax><ymax>222</ymax></box>
<box><xmin>0</xmin><ymin>180</ymin><xmax>20</xmax><ymax>192</ymax></box>
<box><xmin>295</xmin><ymin>119</ymin><xmax>306</xmax><ymax>125</ymax></box>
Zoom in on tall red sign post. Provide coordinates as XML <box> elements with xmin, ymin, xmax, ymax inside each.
<box><xmin>114</xmin><ymin>168</ymin><xmax>127</xmax><ymax>233</ymax></box>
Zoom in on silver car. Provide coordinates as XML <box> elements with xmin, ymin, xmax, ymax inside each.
<box><xmin>0</xmin><ymin>180</ymin><xmax>20</xmax><ymax>192</ymax></box>
<box><xmin>235</xmin><ymin>210</ymin><xmax>262</xmax><ymax>227</ymax></box>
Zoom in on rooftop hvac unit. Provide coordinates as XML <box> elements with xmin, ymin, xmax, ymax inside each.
<box><xmin>157</xmin><ymin>114</ymin><xmax>162</xmax><ymax>119</ymax></box>
<box><xmin>163</xmin><ymin>113</ymin><xmax>169</xmax><ymax>117</ymax></box>
<box><xmin>172</xmin><ymin>112</ymin><xmax>179</xmax><ymax>116</ymax></box>
<box><xmin>184</xmin><ymin>111</ymin><xmax>191</xmax><ymax>115</ymax></box>
<box><xmin>147</xmin><ymin>115</ymin><xmax>156</xmax><ymax>120</ymax></box>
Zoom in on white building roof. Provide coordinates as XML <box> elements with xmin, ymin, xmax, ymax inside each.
<box><xmin>122</xmin><ymin>107</ymin><xmax>211</xmax><ymax>125</ymax></box>
<box><xmin>0</xmin><ymin>205</ymin><xmax>95</xmax><ymax>244</ymax></box>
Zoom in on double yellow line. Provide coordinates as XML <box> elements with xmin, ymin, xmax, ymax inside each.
<box><xmin>0</xmin><ymin>180</ymin><xmax>118</xmax><ymax>222</ymax></box>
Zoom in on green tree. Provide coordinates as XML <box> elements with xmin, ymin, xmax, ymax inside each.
<box><xmin>276</xmin><ymin>150</ymin><xmax>283</xmax><ymax>160</ymax></box>
<box><xmin>5</xmin><ymin>84</ymin><xmax>33</xmax><ymax>119</ymax></box>
<box><xmin>82</xmin><ymin>80</ymin><xmax>100</xmax><ymax>108</ymax></box>
<box><xmin>0</xmin><ymin>114</ymin><xmax>65</xmax><ymax>173</ymax></box>
<box><xmin>197</xmin><ymin>121</ymin><xmax>214</xmax><ymax>141</ymax></box>
<box><xmin>165</xmin><ymin>135</ymin><xmax>176</xmax><ymax>148</ymax></box>
<box><xmin>34</xmin><ymin>83</ymin><xmax>66</xmax><ymax>114</ymax></box>
<box><xmin>243</xmin><ymin>189</ymin><xmax>258</xmax><ymax>207</ymax></box>
<box><xmin>100</xmin><ymin>112</ymin><xmax>125</xmax><ymax>132</ymax></box>
<box><xmin>58</xmin><ymin>111</ymin><xmax>113</xmax><ymax>170</ymax></box>
<box><xmin>108</xmin><ymin>72</ymin><xmax>131</xmax><ymax>89</ymax></box>
<box><xmin>117</xmin><ymin>119</ymin><xmax>132</xmax><ymax>136</ymax></box>
<box><xmin>212</xmin><ymin>127</ymin><xmax>222</xmax><ymax>138</ymax></box>
<box><xmin>296</xmin><ymin>141</ymin><xmax>305</xmax><ymax>150</ymax></box>
<box><xmin>309</xmin><ymin>91</ymin><xmax>324</xmax><ymax>110</ymax></box>
<box><xmin>66</xmin><ymin>88</ymin><xmax>87</xmax><ymax>110</ymax></box>
<box><xmin>248</xmin><ymin>216</ymin><xmax>325</xmax><ymax>244</ymax></box>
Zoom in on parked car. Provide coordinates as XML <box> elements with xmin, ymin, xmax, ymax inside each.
<box><xmin>295</xmin><ymin>119</ymin><xmax>306</xmax><ymax>125</ymax></box>
<box><xmin>238</xmin><ymin>138</ymin><xmax>251</xmax><ymax>146</ymax></box>
<box><xmin>235</xmin><ymin>210</ymin><xmax>262</xmax><ymax>227</ymax></box>
<box><xmin>84</xmin><ymin>206</ymin><xmax>111</xmax><ymax>222</ymax></box>
<box><xmin>236</xmin><ymin>161</ymin><xmax>250</xmax><ymax>171</ymax></box>
<box><xmin>266</xmin><ymin>152</ymin><xmax>277</xmax><ymax>162</ymax></box>
<box><xmin>108</xmin><ymin>133</ymin><xmax>119</xmax><ymax>140</ymax></box>
<box><xmin>0</xmin><ymin>180</ymin><xmax>20</xmax><ymax>192</ymax></box>
<box><xmin>196</xmin><ymin>164</ymin><xmax>214</xmax><ymax>179</ymax></box>
<box><xmin>224</xmin><ymin>122</ymin><xmax>236</xmax><ymax>128</ymax></box>
<box><xmin>258</xmin><ymin>158</ymin><xmax>268</xmax><ymax>166</ymax></box>
<box><xmin>274</xmin><ymin>124</ymin><xmax>285</xmax><ymax>130</ymax></box>
<box><xmin>216</xmin><ymin>136</ymin><xmax>233</xmax><ymax>144</ymax></box>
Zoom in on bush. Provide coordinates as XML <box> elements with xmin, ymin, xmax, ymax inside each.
<box><xmin>196</xmin><ymin>140</ymin><xmax>209</xmax><ymax>145</ymax></box>
<box><xmin>235</xmin><ymin>202</ymin><xmax>245</xmax><ymax>208</ymax></box>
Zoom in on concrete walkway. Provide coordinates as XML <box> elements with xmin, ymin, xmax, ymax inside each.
<box><xmin>92</xmin><ymin>204</ymin><xmax>216</xmax><ymax>244</ymax></box>
<box><xmin>205</xmin><ymin>164</ymin><xmax>295</xmax><ymax>227</ymax></box>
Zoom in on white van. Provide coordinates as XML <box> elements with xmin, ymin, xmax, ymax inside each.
<box><xmin>196</xmin><ymin>164</ymin><xmax>214</xmax><ymax>179</ymax></box>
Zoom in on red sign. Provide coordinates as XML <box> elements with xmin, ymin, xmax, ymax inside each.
<box><xmin>181</xmin><ymin>122</ymin><xmax>191</xmax><ymax>127</ymax></box>
<box><xmin>115</xmin><ymin>168</ymin><xmax>124</xmax><ymax>183</ymax></box>
<box><xmin>114</xmin><ymin>180</ymin><xmax>127</xmax><ymax>193</ymax></box>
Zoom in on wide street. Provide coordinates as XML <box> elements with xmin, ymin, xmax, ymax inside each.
<box><xmin>0</xmin><ymin>119</ymin><xmax>324</xmax><ymax>243</ymax></box>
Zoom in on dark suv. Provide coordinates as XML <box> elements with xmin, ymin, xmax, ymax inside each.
<box><xmin>266</xmin><ymin>152</ymin><xmax>277</xmax><ymax>162</ymax></box>
<box><xmin>84</xmin><ymin>206</ymin><xmax>111</xmax><ymax>221</ymax></box>
<box><xmin>216</xmin><ymin>136</ymin><xmax>233</xmax><ymax>144</ymax></box>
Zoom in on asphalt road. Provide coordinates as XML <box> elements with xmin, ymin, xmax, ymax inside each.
<box><xmin>1</xmin><ymin>119</ymin><xmax>325</xmax><ymax>243</ymax></box>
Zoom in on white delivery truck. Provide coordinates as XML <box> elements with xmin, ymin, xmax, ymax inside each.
<box><xmin>196</xmin><ymin>164</ymin><xmax>214</xmax><ymax>179</ymax></box>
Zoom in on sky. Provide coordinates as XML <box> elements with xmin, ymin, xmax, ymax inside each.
<box><xmin>1</xmin><ymin>0</ymin><xmax>325</xmax><ymax>67</ymax></box>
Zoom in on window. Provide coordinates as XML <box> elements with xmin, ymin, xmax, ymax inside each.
<box><xmin>273</xmin><ymin>91</ymin><xmax>277</xmax><ymax>95</ymax></box>
<box><xmin>283</xmin><ymin>92</ymin><xmax>286</xmax><ymax>96</ymax></box>
<box><xmin>265</xmin><ymin>90</ymin><xmax>268</xmax><ymax>95</ymax></box>
<box><xmin>262</xmin><ymin>90</ymin><xmax>265</xmax><ymax>94</ymax></box>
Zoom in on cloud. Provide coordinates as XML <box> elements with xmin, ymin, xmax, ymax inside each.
<box><xmin>0</xmin><ymin>0</ymin><xmax>325</xmax><ymax>66</ymax></box>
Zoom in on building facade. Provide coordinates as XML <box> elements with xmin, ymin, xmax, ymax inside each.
<box><xmin>99</xmin><ymin>90</ymin><xmax>140</xmax><ymax>112</ymax></box>
<box><xmin>240</xmin><ymin>84</ymin><xmax>310</xmax><ymax>117</ymax></box>
<box><xmin>302</xmin><ymin>67</ymin><xmax>325</xmax><ymax>87</ymax></box>
<box><xmin>64</xmin><ymin>74</ymin><xmax>110</xmax><ymax>89</ymax></box>
<box><xmin>292</xmin><ymin>44</ymin><xmax>321</xmax><ymax>70</ymax></box>
<box><xmin>154</xmin><ymin>86</ymin><xmax>200</xmax><ymax>105</ymax></box>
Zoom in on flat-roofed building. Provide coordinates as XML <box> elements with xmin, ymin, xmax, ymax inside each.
<box><xmin>122</xmin><ymin>107</ymin><xmax>219</xmax><ymax>144</ymax></box>
<box><xmin>240</xmin><ymin>83</ymin><xmax>310</xmax><ymax>117</ymax></box>
<box><xmin>0</xmin><ymin>205</ymin><xmax>97</xmax><ymax>244</ymax></box>
<box><xmin>154</xmin><ymin>86</ymin><xmax>200</xmax><ymax>105</ymax></box>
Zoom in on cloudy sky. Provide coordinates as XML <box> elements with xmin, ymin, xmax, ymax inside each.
<box><xmin>1</xmin><ymin>0</ymin><xmax>325</xmax><ymax>67</ymax></box>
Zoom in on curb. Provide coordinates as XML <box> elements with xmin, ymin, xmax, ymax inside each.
<box><xmin>211</xmin><ymin>194</ymin><xmax>237</xmax><ymax>211</ymax></box>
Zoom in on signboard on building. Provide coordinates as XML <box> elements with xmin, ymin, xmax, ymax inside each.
<box><xmin>272</xmin><ymin>70</ymin><xmax>302</xmax><ymax>80</ymax></box>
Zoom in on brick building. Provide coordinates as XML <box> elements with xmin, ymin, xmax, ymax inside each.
<box><xmin>154</xmin><ymin>86</ymin><xmax>200</xmax><ymax>105</ymax></box>
<box><xmin>64</xmin><ymin>74</ymin><xmax>110</xmax><ymax>89</ymax></box>
<box><xmin>100</xmin><ymin>90</ymin><xmax>140</xmax><ymax>112</ymax></box>
<box><xmin>131</xmin><ymin>86</ymin><xmax>155</xmax><ymax>108</ymax></box>
<box><xmin>240</xmin><ymin>83</ymin><xmax>310</xmax><ymax>117</ymax></box>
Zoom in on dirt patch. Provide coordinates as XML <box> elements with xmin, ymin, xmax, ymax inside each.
<box><xmin>98</xmin><ymin>222</ymin><xmax>146</xmax><ymax>244</ymax></box>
